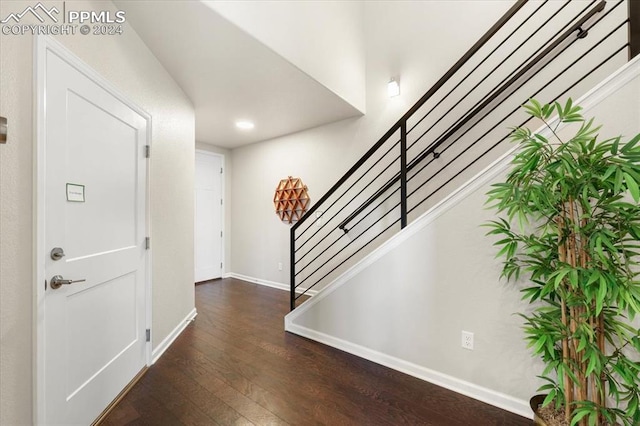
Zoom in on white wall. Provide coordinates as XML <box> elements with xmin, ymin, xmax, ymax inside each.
<box><xmin>208</xmin><ymin>0</ymin><xmax>366</xmax><ymax>113</ymax></box>
<box><xmin>230</xmin><ymin>118</ymin><xmax>364</xmax><ymax>284</ymax></box>
<box><xmin>228</xmin><ymin>1</ymin><xmax>515</xmax><ymax>285</ymax></box>
<box><xmin>286</xmin><ymin>60</ymin><xmax>640</xmax><ymax>417</ymax></box>
<box><xmin>0</xmin><ymin>1</ymin><xmax>195</xmax><ymax>424</ymax></box>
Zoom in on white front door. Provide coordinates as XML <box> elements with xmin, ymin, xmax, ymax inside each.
<box><xmin>194</xmin><ymin>151</ymin><xmax>223</xmax><ymax>282</ymax></box>
<box><xmin>38</xmin><ymin>38</ymin><xmax>149</xmax><ymax>425</ymax></box>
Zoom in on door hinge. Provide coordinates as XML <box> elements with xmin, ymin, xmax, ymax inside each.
<box><xmin>220</xmin><ymin>231</ymin><xmax>223</xmax><ymax>238</ymax></box>
<box><xmin>220</xmin><ymin>167</ymin><xmax>223</xmax><ymax>174</ymax></box>
<box><xmin>220</xmin><ymin>199</ymin><xmax>223</xmax><ymax>205</ymax></box>
<box><xmin>145</xmin><ymin>329</ymin><xmax>151</xmax><ymax>342</ymax></box>
<box><xmin>220</xmin><ymin>262</ymin><xmax>223</xmax><ymax>269</ymax></box>
<box><xmin>145</xmin><ymin>237</ymin><xmax>150</xmax><ymax>250</ymax></box>
<box><xmin>145</xmin><ymin>145</ymin><xmax>150</xmax><ymax>158</ymax></box>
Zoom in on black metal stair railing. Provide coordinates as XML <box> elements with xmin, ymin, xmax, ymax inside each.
<box><xmin>290</xmin><ymin>0</ymin><xmax>637</xmax><ymax>310</ymax></box>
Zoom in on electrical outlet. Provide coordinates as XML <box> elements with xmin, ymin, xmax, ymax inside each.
<box><xmin>278</xmin><ymin>262</ymin><xmax>283</xmax><ymax>271</ymax></box>
<box><xmin>461</xmin><ymin>331</ymin><xmax>474</xmax><ymax>350</ymax></box>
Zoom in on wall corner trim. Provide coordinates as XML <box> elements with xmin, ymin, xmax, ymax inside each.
<box><xmin>151</xmin><ymin>308</ymin><xmax>197</xmax><ymax>364</ymax></box>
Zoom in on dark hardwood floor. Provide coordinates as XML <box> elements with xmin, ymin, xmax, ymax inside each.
<box><xmin>102</xmin><ymin>278</ymin><xmax>532</xmax><ymax>425</ymax></box>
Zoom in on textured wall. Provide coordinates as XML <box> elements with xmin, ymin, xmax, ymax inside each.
<box><xmin>0</xmin><ymin>8</ymin><xmax>35</xmax><ymax>422</ymax></box>
<box><xmin>0</xmin><ymin>1</ymin><xmax>195</xmax><ymax>424</ymax></box>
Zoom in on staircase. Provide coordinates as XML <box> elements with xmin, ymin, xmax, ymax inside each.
<box><xmin>289</xmin><ymin>0</ymin><xmax>636</xmax><ymax>310</ymax></box>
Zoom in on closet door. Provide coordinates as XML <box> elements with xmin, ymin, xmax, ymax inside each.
<box><xmin>195</xmin><ymin>151</ymin><xmax>223</xmax><ymax>282</ymax></box>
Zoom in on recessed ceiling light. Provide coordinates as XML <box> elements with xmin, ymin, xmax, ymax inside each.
<box><xmin>235</xmin><ymin>120</ymin><xmax>255</xmax><ymax>130</ymax></box>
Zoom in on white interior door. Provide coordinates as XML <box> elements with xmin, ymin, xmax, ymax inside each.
<box><xmin>194</xmin><ymin>151</ymin><xmax>223</xmax><ymax>282</ymax></box>
<box><xmin>39</xmin><ymin>39</ymin><xmax>149</xmax><ymax>425</ymax></box>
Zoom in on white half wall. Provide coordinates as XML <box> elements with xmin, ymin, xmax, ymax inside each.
<box><xmin>285</xmin><ymin>58</ymin><xmax>640</xmax><ymax>418</ymax></box>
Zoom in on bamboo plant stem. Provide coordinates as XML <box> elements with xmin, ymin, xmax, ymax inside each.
<box><xmin>558</xmin><ymin>215</ymin><xmax>572</xmax><ymax>422</ymax></box>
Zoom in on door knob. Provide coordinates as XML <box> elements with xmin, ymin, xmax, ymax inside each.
<box><xmin>50</xmin><ymin>275</ymin><xmax>86</xmax><ymax>290</ymax></box>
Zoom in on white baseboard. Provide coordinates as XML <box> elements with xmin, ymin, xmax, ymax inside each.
<box><xmin>225</xmin><ymin>272</ymin><xmax>318</xmax><ymax>296</ymax></box>
<box><xmin>285</xmin><ymin>322</ymin><xmax>532</xmax><ymax>419</ymax></box>
<box><xmin>151</xmin><ymin>308</ymin><xmax>197</xmax><ymax>364</ymax></box>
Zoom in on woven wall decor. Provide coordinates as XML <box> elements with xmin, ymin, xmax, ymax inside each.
<box><xmin>274</xmin><ymin>176</ymin><xmax>310</xmax><ymax>224</ymax></box>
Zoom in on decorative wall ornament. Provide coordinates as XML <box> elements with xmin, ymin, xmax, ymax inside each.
<box><xmin>274</xmin><ymin>176</ymin><xmax>310</xmax><ymax>224</ymax></box>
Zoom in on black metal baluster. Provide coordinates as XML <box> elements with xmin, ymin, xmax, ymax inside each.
<box><xmin>400</xmin><ymin>121</ymin><xmax>407</xmax><ymax>229</ymax></box>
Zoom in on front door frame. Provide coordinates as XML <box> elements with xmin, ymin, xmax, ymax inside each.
<box><xmin>34</xmin><ymin>35</ymin><xmax>152</xmax><ymax>424</ymax></box>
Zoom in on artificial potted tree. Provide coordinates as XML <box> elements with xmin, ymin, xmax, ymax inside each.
<box><xmin>486</xmin><ymin>99</ymin><xmax>640</xmax><ymax>426</ymax></box>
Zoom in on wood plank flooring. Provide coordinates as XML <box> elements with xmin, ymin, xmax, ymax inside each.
<box><xmin>102</xmin><ymin>278</ymin><xmax>532</xmax><ymax>425</ymax></box>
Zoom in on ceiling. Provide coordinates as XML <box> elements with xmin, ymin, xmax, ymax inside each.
<box><xmin>114</xmin><ymin>1</ymin><xmax>363</xmax><ymax>149</ymax></box>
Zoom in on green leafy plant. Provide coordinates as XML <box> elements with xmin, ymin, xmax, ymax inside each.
<box><xmin>486</xmin><ymin>99</ymin><xmax>640</xmax><ymax>426</ymax></box>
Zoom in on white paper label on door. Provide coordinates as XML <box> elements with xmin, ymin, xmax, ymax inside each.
<box><xmin>66</xmin><ymin>183</ymin><xmax>85</xmax><ymax>202</ymax></box>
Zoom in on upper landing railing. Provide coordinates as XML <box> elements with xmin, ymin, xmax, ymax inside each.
<box><xmin>290</xmin><ymin>0</ymin><xmax>638</xmax><ymax>310</ymax></box>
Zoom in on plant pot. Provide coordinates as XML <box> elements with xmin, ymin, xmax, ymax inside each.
<box><xmin>530</xmin><ymin>395</ymin><xmax>548</xmax><ymax>426</ymax></box>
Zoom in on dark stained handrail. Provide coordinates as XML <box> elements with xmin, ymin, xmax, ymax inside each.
<box><xmin>337</xmin><ymin>0</ymin><xmax>606</xmax><ymax>233</ymax></box>
<box><xmin>289</xmin><ymin>0</ymin><xmax>627</xmax><ymax>311</ymax></box>
<box><xmin>290</xmin><ymin>0</ymin><xmax>529</xmax><ymax>310</ymax></box>
<box><xmin>631</xmin><ymin>0</ymin><xmax>640</xmax><ymax>59</ymax></box>
<box><xmin>290</xmin><ymin>0</ymin><xmax>528</xmax><ymax>310</ymax></box>
<box><xmin>289</xmin><ymin>0</ymin><xmax>528</xmax><ymax>235</ymax></box>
